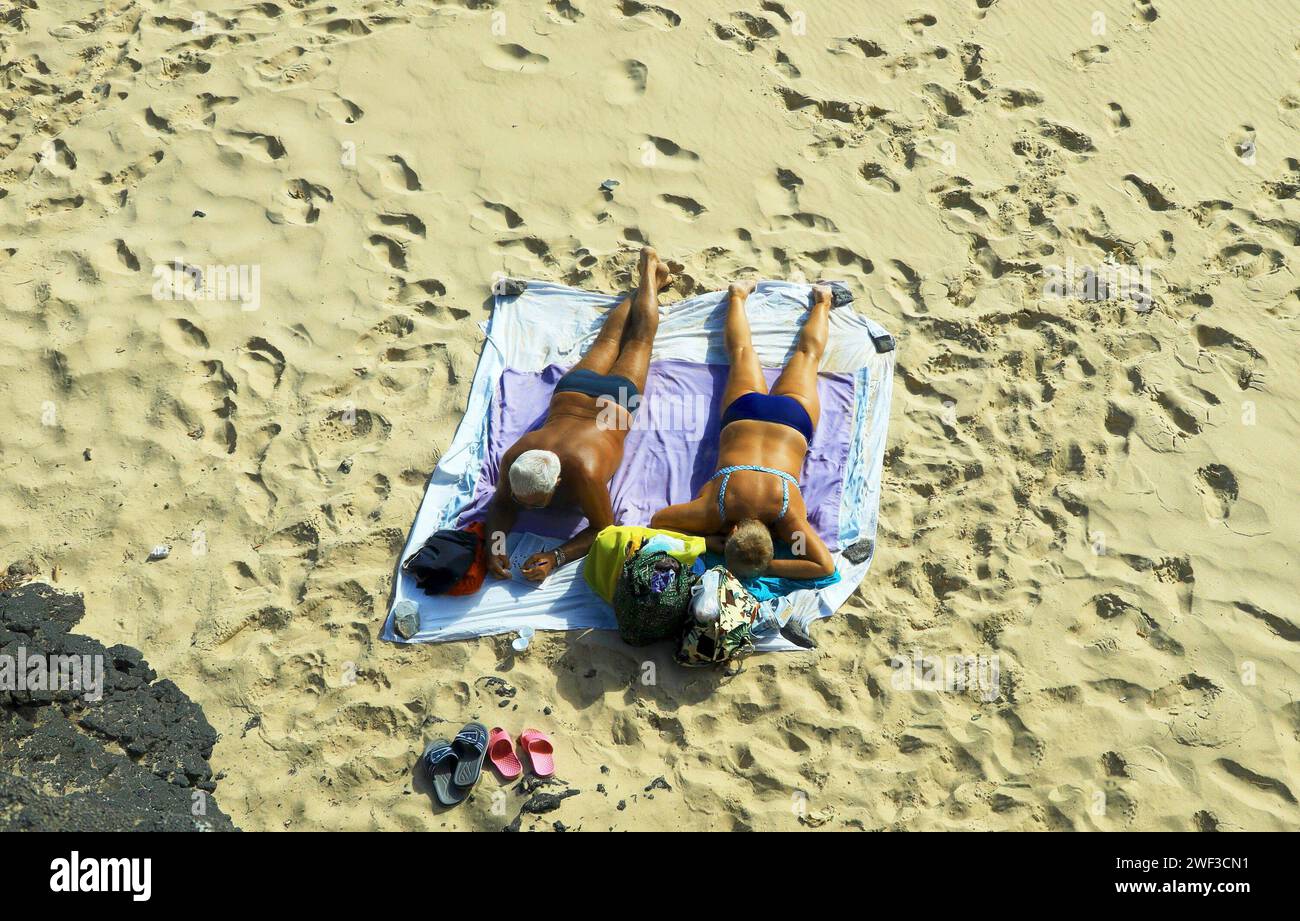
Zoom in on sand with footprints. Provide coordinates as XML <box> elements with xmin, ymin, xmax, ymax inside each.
<box><xmin>2</xmin><ymin>0</ymin><xmax>1298</xmax><ymax>830</ymax></box>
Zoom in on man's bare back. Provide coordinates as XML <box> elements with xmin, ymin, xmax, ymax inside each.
<box><xmin>485</xmin><ymin>248</ymin><xmax>674</xmax><ymax>582</ymax></box>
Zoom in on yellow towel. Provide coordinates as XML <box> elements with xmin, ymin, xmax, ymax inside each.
<box><xmin>583</xmin><ymin>525</ymin><xmax>706</xmax><ymax>603</ymax></box>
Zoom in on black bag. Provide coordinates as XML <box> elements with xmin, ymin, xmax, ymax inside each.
<box><xmin>402</xmin><ymin>529</ymin><xmax>479</xmax><ymax>595</ymax></box>
<box><xmin>612</xmin><ymin>549</ymin><xmax>697</xmax><ymax>646</ymax></box>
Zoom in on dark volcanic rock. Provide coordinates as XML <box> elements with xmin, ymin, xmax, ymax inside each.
<box><xmin>0</xmin><ymin>582</ymin><xmax>237</xmax><ymax>831</ymax></box>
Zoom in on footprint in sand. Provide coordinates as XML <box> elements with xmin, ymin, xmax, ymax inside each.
<box><xmin>26</xmin><ymin>195</ymin><xmax>85</xmax><ymax>219</ymax></box>
<box><xmin>1212</xmin><ymin>239</ymin><xmax>1283</xmax><ymax>279</ymax></box>
<box><xmin>374</xmin><ymin>212</ymin><xmax>427</xmax><ymax>238</ymax></box>
<box><xmin>156</xmin><ymin>52</ymin><xmax>213</xmax><ymax>83</ymax></box>
<box><xmin>1105</xmin><ymin>101</ymin><xmax>1131</xmax><ymax>132</ymax></box>
<box><xmin>309</xmin><ymin>16</ymin><xmax>375</xmax><ymax>37</ymax></box>
<box><xmin>549</xmin><ymin>0</ymin><xmax>584</xmax><ymax>22</ymax></box>
<box><xmin>994</xmin><ymin>87</ymin><xmax>1044</xmax><ymax>110</ymax></box>
<box><xmin>191</xmin><ymin>359</ymin><xmax>239</xmax><ymax>455</ymax></box>
<box><xmin>1232</xmin><ymin>602</ymin><xmax>1300</xmax><ymax>643</ymax></box>
<box><xmin>376</xmin><ymin>154</ymin><xmax>422</xmax><ymax>193</ymax></box>
<box><xmin>1194</xmin><ymin>323</ymin><xmax>1265</xmax><ymax>391</ymax></box>
<box><xmin>619</xmin><ymin>1</ymin><xmax>681</xmax><ymax>29</ymax></box>
<box><xmin>37</xmin><ymin>139</ymin><xmax>77</xmax><ymax>173</ymax></box>
<box><xmin>97</xmin><ymin>150</ymin><xmax>165</xmax><ymax>209</ymax></box>
<box><xmin>238</xmin><ymin>337</ymin><xmax>287</xmax><ymax>398</ymax></box>
<box><xmin>923</xmin><ymin>83</ymin><xmax>968</xmax><ymax>119</ymax></box>
<box><xmin>832</xmin><ymin>36</ymin><xmax>887</xmax><ymax>58</ymax></box>
<box><xmin>636</xmin><ymin>135</ymin><xmax>700</xmax><ymax>172</ymax></box>
<box><xmin>1151</xmin><ymin>676</ymin><xmax>1254</xmax><ymax>749</ymax></box>
<box><xmin>389</xmin><ymin>277</ymin><xmax>447</xmax><ymax>306</ymax></box>
<box><xmin>1196</xmin><ymin>464</ymin><xmax>1270</xmax><ymax>536</ymax></box>
<box><xmin>1037</xmin><ymin>119</ymin><xmax>1095</xmax><ymax>154</ymax></box>
<box><xmin>143</xmin><ymin>107</ymin><xmax>174</xmax><ymax>134</ymax></box>
<box><xmin>1132</xmin><ymin>0</ymin><xmax>1159</xmax><ymax>27</ymax></box>
<box><xmin>1072</xmin><ymin>45</ymin><xmax>1109</xmax><ymax>69</ymax></box>
<box><xmin>657</xmin><ymin>193</ymin><xmax>705</xmax><ymax>220</ymax></box>
<box><xmin>782</xmin><ymin>211</ymin><xmax>839</xmax><ymax>232</ymax></box>
<box><xmin>471</xmin><ymin>199</ymin><xmax>524</xmax><ymax>231</ymax></box>
<box><xmin>161</xmin><ymin>317</ymin><xmax>210</xmax><ymax>358</ymax></box>
<box><xmin>319</xmin><ymin>94</ymin><xmax>364</xmax><ymax>125</ymax></box>
<box><xmin>273</xmin><ymin>178</ymin><xmax>333</xmax><ymax>226</ymax></box>
<box><xmin>254</xmin><ymin>46</ymin><xmax>329</xmax><ymax>85</ymax></box>
<box><xmin>904</xmin><ymin>13</ymin><xmax>938</xmax><ymax>34</ymax></box>
<box><xmin>114</xmin><ymin>239</ymin><xmax>141</xmax><ymax>272</ymax></box>
<box><xmin>605</xmin><ymin>59</ymin><xmax>648</xmax><ymax>106</ymax></box>
<box><xmin>225</xmin><ymin>129</ymin><xmax>287</xmax><ymax>161</ymax></box>
<box><xmin>366</xmin><ymin>234</ymin><xmax>407</xmax><ymax>270</ymax></box>
<box><xmin>483</xmin><ymin>44</ymin><xmax>549</xmax><ymax>74</ymax></box>
<box><xmin>1123</xmin><ymin>173</ymin><xmax>1177</xmax><ymax>211</ymax></box>
<box><xmin>1215</xmin><ymin>759</ymin><xmax>1296</xmax><ymax>810</ymax></box>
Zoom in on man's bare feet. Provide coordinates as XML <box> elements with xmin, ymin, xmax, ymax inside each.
<box><xmin>657</xmin><ymin>259</ymin><xmax>681</xmax><ymax>292</ymax></box>
<box><xmin>637</xmin><ymin>246</ymin><xmax>662</xmax><ymax>292</ymax></box>
<box><xmin>729</xmin><ymin>278</ymin><xmax>758</xmax><ymax>300</ymax></box>
<box><xmin>811</xmin><ymin>284</ymin><xmax>834</xmax><ymax>308</ymax></box>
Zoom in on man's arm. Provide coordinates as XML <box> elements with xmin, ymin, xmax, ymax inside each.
<box><xmin>484</xmin><ymin>451</ymin><xmax>522</xmax><ymax>579</ymax></box>
<box><xmin>520</xmin><ymin>467</ymin><xmax>612</xmax><ymax>582</ymax></box>
<box><xmin>767</xmin><ymin>514</ymin><xmax>836</xmax><ymax>580</ymax></box>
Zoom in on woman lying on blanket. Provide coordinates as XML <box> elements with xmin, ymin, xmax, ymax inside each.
<box><xmin>486</xmin><ymin>247</ymin><xmax>677</xmax><ymax>583</ymax></box>
<box><xmin>651</xmin><ymin>282</ymin><xmax>837</xmax><ymax>581</ymax></box>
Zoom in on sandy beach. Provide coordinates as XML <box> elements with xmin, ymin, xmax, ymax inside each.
<box><xmin>2</xmin><ymin>0</ymin><xmax>1298</xmax><ymax>831</ymax></box>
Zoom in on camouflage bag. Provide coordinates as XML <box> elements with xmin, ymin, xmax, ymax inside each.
<box><xmin>612</xmin><ymin>548</ymin><xmax>696</xmax><ymax>646</ymax></box>
<box><xmin>675</xmin><ymin>566</ymin><xmax>760</xmax><ymax>668</ymax></box>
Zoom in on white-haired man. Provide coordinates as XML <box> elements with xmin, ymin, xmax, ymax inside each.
<box><xmin>486</xmin><ymin>247</ymin><xmax>674</xmax><ymax>582</ymax></box>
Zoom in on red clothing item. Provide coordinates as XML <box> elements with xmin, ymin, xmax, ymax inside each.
<box><xmin>447</xmin><ymin>521</ymin><xmax>487</xmax><ymax>596</ymax></box>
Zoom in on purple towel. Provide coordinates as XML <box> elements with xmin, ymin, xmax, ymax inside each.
<box><xmin>458</xmin><ymin>359</ymin><xmax>855</xmax><ymax>550</ymax></box>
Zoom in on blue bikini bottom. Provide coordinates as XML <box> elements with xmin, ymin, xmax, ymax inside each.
<box><xmin>720</xmin><ymin>392</ymin><xmax>814</xmax><ymax>443</ymax></box>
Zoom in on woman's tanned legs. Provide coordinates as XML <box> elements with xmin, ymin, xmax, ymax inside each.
<box><xmin>720</xmin><ymin>279</ymin><xmax>767</xmax><ymax>412</ymax></box>
<box><xmin>770</xmin><ymin>284</ymin><xmax>831</xmax><ymax>428</ymax></box>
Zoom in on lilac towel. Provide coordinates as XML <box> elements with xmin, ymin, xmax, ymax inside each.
<box><xmin>458</xmin><ymin>359</ymin><xmax>855</xmax><ymax>550</ymax></box>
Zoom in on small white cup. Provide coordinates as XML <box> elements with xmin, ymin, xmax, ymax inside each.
<box><xmin>512</xmin><ymin>625</ymin><xmax>535</xmax><ymax>653</ymax></box>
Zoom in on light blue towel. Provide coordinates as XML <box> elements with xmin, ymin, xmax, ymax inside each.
<box><xmin>700</xmin><ymin>549</ymin><xmax>842</xmax><ymax>602</ymax></box>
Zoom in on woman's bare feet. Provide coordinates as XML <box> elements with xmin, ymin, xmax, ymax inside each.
<box><xmin>811</xmin><ymin>284</ymin><xmax>834</xmax><ymax>309</ymax></box>
<box><xmin>658</xmin><ymin>259</ymin><xmax>681</xmax><ymax>292</ymax></box>
<box><xmin>636</xmin><ymin>246</ymin><xmax>680</xmax><ymax>294</ymax></box>
<box><xmin>728</xmin><ymin>278</ymin><xmax>758</xmax><ymax>300</ymax></box>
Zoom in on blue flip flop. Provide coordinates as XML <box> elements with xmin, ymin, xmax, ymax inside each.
<box><xmin>451</xmin><ymin>722</ymin><xmax>489</xmax><ymax>789</ymax></box>
<box><xmin>421</xmin><ymin>739</ymin><xmax>466</xmax><ymax>807</ymax></box>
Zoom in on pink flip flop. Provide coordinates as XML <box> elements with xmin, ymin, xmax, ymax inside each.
<box><xmin>487</xmin><ymin>727</ymin><xmax>522</xmax><ymax>779</ymax></box>
<box><xmin>519</xmin><ymin>729</ymin><xmax>555</xmax><ymax>777</ymax></box>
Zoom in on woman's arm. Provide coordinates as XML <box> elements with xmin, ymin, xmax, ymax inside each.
<box><xmin>768</xmin><ymin>514</ymin><xmax>836</xmax><ymax>579</ymax></box>
<box><xmin>650</xmin><ymin>495</ymin><xmax>717</xmax><ymax>536</ymax></box>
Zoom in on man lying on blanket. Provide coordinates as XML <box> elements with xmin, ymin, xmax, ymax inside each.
<box><xmin>486</xmin><ymin>247</ymin><xmax>675</xmax><ymax>582</ymax></box>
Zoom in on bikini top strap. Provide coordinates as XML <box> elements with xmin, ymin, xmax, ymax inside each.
<box><xmin>710</xmin><ymin>465</ymin><xmax>798</xmax><ymax>522</ymax></box>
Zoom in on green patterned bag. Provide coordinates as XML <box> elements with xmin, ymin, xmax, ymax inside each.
<box><xmin>675</xmin><ymin>567</ymin><xmax>760</xmax><ymax>667</ymax></box>
<box><xmin>612</xmin><ymin>548</ymin><xmax>697</xmax><ymax>646</ymax></box>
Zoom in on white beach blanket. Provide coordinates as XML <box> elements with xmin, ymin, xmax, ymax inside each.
<box><xmin>382</xmin><ymin>279</ymin><xmax>895</xmax><ymax>651</ymax></box>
